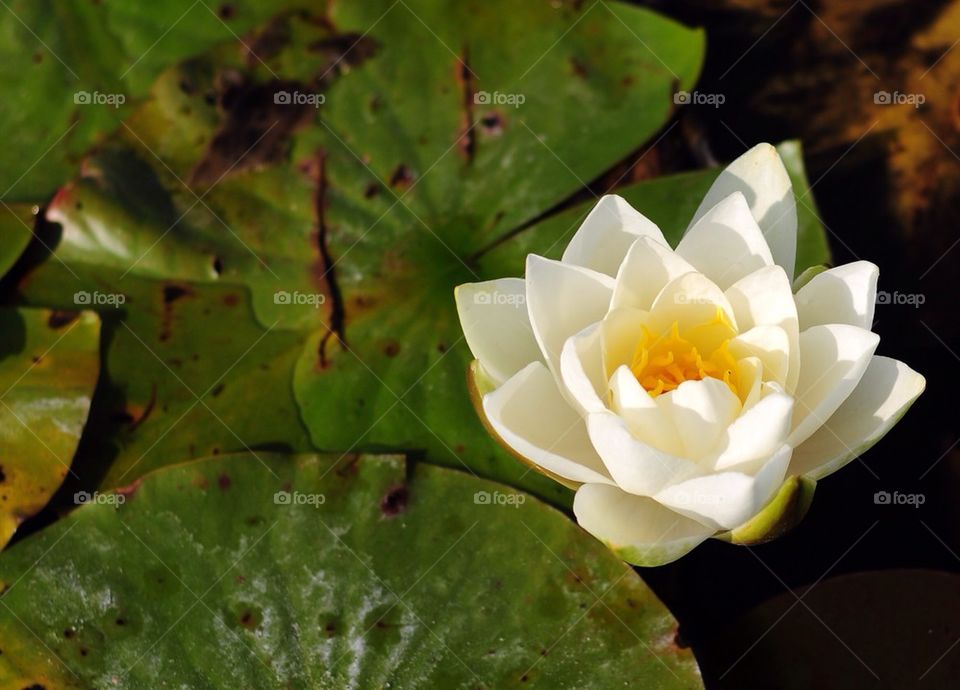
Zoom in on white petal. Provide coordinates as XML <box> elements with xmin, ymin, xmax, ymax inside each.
<box><xmin>708</xmin><ymin>390</ymin><xmax>795</xmax><ymax>471</ymax></box>
<box><xmin>690</xmin><ymin>143</ymin><xmax>797</xmax><ymax>279</ymax></box>
<box><xmin>586</xmin><ymin>410</ymin><xmax>701</xmax><ymax>496</ymax></box>
<box><xmin>655</xmin><ymin>445</ymin><xmax>793</xmax><ymax>530</ymax></box>
<box><xmin>562</xmin><ymin>195</ymin><xmax>666</xmax><ymax>276</ymax></box>
<box><xmin>610</xmin><ymin>236</ymin><xmax>695</xmax><ymax>312</ymax></box>
<box><xmin>726</xmin><ymin>266</ymin><xmax>800</xmax><ymax>392</ymax></box>
<box><xmin>657</xmin><ymin>378</ymin><xmax>741</xmax><ymax>460</ymax></box>
<box><xmin>790</xmin><ymin>356</ymin><xmax>925</xmax><ymax>479</ymax></box>
<box><xmin>676</xmin><ymin>192</ymin><xmax>774</xmax><ymax>289</ymax></box>
<box><xmin>737</xmin><ymin>356</ymin><xmax>764</xmax><ymax>409</ymax></box>
<box><xmin>574</xmin><ymin>484</ymin><xmax>715</xmax><ymax>566</ymax></box>
<box><xmin>455</xmin><ymin>279</ymin><xmax>541</xmax><ymax>386</ymax></box>
<box><xmin>648</xmin><ymin>272</ymin><xmax>738</xmax><ymax>334</ymax></box>
<box><xmin>483</xmin><ymin>362</ymin><xmax>613</xmax><ymax>485</ymax></box>
<box><xmin>788</xmin><ymin>324</ymin><xmax>880</xmax><ymax>447</ymax></box>
<box><xmin>794</xmin><ymin>261</ymin><xmax>879</xmax><ymax>331</ymax></box>
<box><xmin>609</xmin><ymin>365</ymin><xmax>683</xmax><ymax>456</ymax></box>
<box><xmin>559</xmin><ymin>323</ymin><xmax>606</xmax><ymax>415</ymax></box>
<box><xmin>526</xmin><ymin>255</ymin><xmax>614</xmax><ymax>375</ymax></box>
<box><xmin>600</xmin><ymin>307</ymin><xmax>646</xmax><ymax>378</ymax></box>
<box><xmin>729</xmin><ymin>325</ymin><xmax>790</xmax><ymax>387</ymax></box>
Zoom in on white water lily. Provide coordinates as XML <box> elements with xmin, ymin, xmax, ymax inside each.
<box><xmin>455</xmin><ymin>143</ymin><xmax>925</xmax><ymax>566</ymax></box>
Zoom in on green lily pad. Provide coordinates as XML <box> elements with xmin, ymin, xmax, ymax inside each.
<box><xmin>0</xmin><ymin>452</ymin><xmax>703</xmax><ymax>688</ymax></box>
<box><xmin>19</xmin><ymin>1</ymin><xmax>704</xmax><ymax>506</ymax></box>
<box><xmin>0</xmin><ymin>308</ymin><xmax>99</xmax><ymax>546</ymax></box>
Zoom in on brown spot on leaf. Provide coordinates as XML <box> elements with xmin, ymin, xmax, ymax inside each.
<box><xmin>47</xmin><ymin>310</ymin><xmax>79</xmax><ymax>329</ymax></box>
<box><xmin>480</xmin><ymin>112</ymin><xmax>505</xmax><ymax>136</ymax></box>
<box><xmin>389</xmin><ymin>164</ymin><xmax>414</xmax><ymax>191</ymax></box>
<box><xmin>570</xmin><ymin>56</ymin><xmax>588</xmax><ymax>78</ymax></box>
<box><xmin>190</xmin><ymin>77</ymin><xmax>315</xmax><ymax>186</ymax></box>
<box><xmin>383</xmin><ymin>340</ymin><xmax>400</xmax><ymax>357</ymax></box>
<box><xmin>380</xmin><ymin>484</ymin><xmax>409</xmax><ymax>517</ymax></box>
<box><xmin>309</xmin><ymin>33</ymin><xmax>380</xmax><ymax>78</ymax></box>
<box><xmin>244</xmin><ymin>15</ymin><xmax>290</xmax><ymax>65</ymax></box>
<box><xmin>163</xmin><ymin>284</ymin><xmax>191</xmax><ymax>304</ymax></box>
<box><xmin>455</xmin><ymin>49</ymin><xmax>477</xmax><ymax>162</ymax></box>
<box><xmin>218</xmin><ymin>473</ymin><xmax>232</xmax><ymax>490</ymax></box>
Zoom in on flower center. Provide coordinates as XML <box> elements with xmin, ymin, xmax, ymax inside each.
<box><xmin>630</xmin><ymin>310</ymin><xmax>739</xmax><ymax>398</ymax></box>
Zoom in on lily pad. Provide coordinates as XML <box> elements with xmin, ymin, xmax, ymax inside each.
<box><xmin>0</xmin><ymin>308</ymin><xmax>99</xmax><ymax>546</ymax></box>
<box><xmin>19</xmin><ymin>0</ymin><xmax>704</xmax><ymax>506</ymax></box>
<box><xmin>0</xmin><ymin>452</ymin><xmax>703</xmax><ymax>688</ymax></box>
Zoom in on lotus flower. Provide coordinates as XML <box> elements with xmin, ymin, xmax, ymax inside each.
<box><xmin>455</xmin><ymin>144</ymin><xmax>924</xmax><ymax>566</ymax></box>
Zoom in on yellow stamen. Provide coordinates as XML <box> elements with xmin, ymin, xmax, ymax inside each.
<box><xmin>630</xmin><ymin>317</ymin><xmax>739</xmax><ymax>398</ymax></box>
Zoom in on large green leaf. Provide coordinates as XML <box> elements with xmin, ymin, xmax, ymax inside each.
<box><xmin>0</xmin><ymin>308</ymin><xmax>99</xmax><ymax>546</ymax></box>
<box><xmin>17</xmin><ymin>1</ymin><xmax>705</xmax><ymax>506</ymax></box>
<box><xmin>0</xmin><ymin>453</ymin><xmax>702</xmax><ymax>688</ymax></box>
